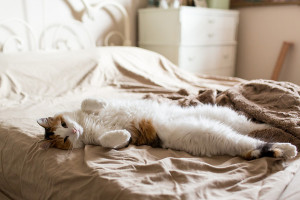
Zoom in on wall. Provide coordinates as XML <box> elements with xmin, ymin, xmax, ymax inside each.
<box><xmin>235</xmin><ymin>5</ymin><xmax>300</xmax><ymax>85</ymax></box>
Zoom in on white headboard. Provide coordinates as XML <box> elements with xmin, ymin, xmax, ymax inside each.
<box><xmin>0</xmin><ymin>0</ymin><xmax>131</xmax><ymax>53</ymax></box>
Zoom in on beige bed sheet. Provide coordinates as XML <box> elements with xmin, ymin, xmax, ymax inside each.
<box><xmin>0</xmin><ymin>47</ymin><xmax>299</xmax><ymax>200</ymax></box>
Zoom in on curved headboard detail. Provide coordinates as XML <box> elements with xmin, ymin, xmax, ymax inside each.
<box><xmin>0</xmin><ymin>0</ymin><xmax>131</xmax><ymax>53</ymax></box>
<box><xmin>81</xmin><ymin>0</ymin><xmax>131</xmax><ymax>46</ymax></box>
<box><xmin>39</xmin><ymin>20</ymin><xmax>95</xmax><ymax>51</ymax></box>
<box><xmin>0</xmin><ymin>18</ymin><xmax>38</xmax><ymax>52</ymax></box>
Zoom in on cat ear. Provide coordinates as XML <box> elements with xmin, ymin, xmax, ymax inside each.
<box><xmin>37</xmin><ymin>117</ymin><xmax>53</xmax><ymax>128</ymax></box>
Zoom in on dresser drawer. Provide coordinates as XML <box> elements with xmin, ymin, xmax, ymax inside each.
<box><xmin>138</xmin><ymin>7</ymin><xmax>239</xmax><ymax>77</ymax></box>
<box><xmin>180</xmin><ymin>15</ymin><xmax>237</xmax><ymax>45</ymax></box>
<box><xmin>179</xmin><ymin>45</ymin><xmax>235</xmax><ymax>71</ymax></box>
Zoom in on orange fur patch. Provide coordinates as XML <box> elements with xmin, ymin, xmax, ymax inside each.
<box><xmin>128</xmin><ymin>119</ymin><xmax>160</xmax><ymax>147</ymax></box>
<box><xmin>273</xmin><ymin>148</ymin><xmax>282</xmax><ymax>158</ymax></box>
<box><xmin>49</xmin><ymin>135</ymin><xmax>73</xmax><ymax>150</ymax></box>
<box><xmin>41</xmin><ymin>135</ymin><xmax>73</xmax><ymax>150</ymax></box>
<box><xmin>243</xmin><ymin>151</ymin><xmax>255</xmax><ymax>160</ymax></box>
<box><xmin>47</xmin><ymin>115</ymin><xmax>64</xmax><ymax>132</ymax></box>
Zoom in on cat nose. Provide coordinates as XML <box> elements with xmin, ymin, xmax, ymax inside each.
<box><xmin>72</xmin><ymin>128</ymin><xmax>77</xmax><ymax>134</ymax></box>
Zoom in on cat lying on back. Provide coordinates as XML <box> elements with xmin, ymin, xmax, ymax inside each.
<box><xmin>37</xmin><ymin>99</ymin><xmax>297</xmax><ymax>160</ymax></box>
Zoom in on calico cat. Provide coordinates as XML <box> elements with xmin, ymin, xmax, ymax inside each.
<box><xmin>37</xmin><ymin>99</ymin><xmax>297</xmax><ymax>160</ymax></box>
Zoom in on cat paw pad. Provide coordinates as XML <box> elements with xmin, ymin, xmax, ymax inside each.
<box><xmin>272</xmin><ymin>143</ymin><xmax>297</xmax><ymax>159</ymax></box>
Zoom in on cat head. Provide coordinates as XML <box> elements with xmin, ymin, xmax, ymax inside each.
<box><xmin>37</xmin><ymin>114</ymin><xmax>83</xmax><ymax>150</ymax></box>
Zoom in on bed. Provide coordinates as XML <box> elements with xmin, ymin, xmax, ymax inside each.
<box><xmin>1</xmin><ymin>1</ymin><xmax>300</xmax><ymax>200</ymax></box>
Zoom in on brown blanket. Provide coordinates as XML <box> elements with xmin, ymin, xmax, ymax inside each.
<box><xmin>145</xmin><ymin>79</ymin><xmax>300</xmax><ymax>150</ymax></box>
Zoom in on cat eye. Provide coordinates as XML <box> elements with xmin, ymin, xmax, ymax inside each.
<box><xmin>64</xmin><ymin>136</ymin><xmax>69</xmax><ymax>143</ymax></box>
<box><xmin>61</xmin><ymin>121</ymin><xmax>68</xmax><ymax>128</ymax></box>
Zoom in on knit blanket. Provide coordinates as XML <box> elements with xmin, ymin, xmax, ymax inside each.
<box><xmin>144</xmin><ymin>79</ymin><xmax>300</xmax><ymax>150</ymax></box>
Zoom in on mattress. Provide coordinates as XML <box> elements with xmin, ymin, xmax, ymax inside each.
<box><xmin>0</xmin><ymin>47</ymin><xmax>299</xmax><ymax>199</ymax></box>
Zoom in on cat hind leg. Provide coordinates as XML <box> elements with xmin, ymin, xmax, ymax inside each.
<box><xmin>195</xmin><ymin>105</ymin><xmax>272</xmax><ymax>135</ymax></box>
<box><xmin>158</xmin><ymin>119</ymin><xmax>297</xmax><ymax>160</ymax></box>
<box><xmin>243</xmin><ymin>142</ymin><xmax>297</xmax><ymax>160</ymax></box>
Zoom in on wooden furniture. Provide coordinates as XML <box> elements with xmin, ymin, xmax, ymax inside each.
<box><xmin>231</xmin><ymin>0</ymin><xmax>300</xmax><ymax>8</ymax></box>
<box><xmin>271</xmin><ymin>41</ymin><xmax>293</xmax><ymax>81</ymax></box>
<box><xmin>138</xmin><ymin>7</ymin><xmax>239</xmax><ymax>76</ymax></box>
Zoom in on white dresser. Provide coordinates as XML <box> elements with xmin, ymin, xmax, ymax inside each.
<box><xmin>138</xmin><ymin>7</ymin><xmax>239</xmax><ymax>76</ymax></box>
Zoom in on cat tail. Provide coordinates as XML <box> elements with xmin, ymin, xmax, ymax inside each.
<box><xmin>242</xmin><ymin>142</ymin><xmax>297</xmax><ymax>160</ymax></box>
<box><xmin>128</xmin><ymin>119</ymin><xmax>161</xmax><ymax>148</ymax></box>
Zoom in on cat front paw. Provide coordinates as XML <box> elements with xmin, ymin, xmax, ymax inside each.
<box><xmin>99</xmin><ymin>130</ymin><xmax>131</xmax><ymax>149</ymax></box>
<box><xmin>81</xmin><ymin>99</ymin><xmax>106</xmax><ymax>114</ymax></box>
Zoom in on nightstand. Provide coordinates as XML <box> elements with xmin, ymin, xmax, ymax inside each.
<box><xmin>138</xmin><ymin>7</ymin><xmax>239</xmax><ymax>77</ymax></box>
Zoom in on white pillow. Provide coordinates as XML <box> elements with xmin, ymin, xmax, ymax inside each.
<box><xmin>0</xmin><ymin>48</ymin><xmax>102</xmax><ymax>100</ymax></box>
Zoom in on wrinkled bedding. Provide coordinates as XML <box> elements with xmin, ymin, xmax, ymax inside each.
<box><xmin>145</xmin><ymin>80</ymin><xmax>300</xmax><ymax>150</ymax></box>
<box><xmin>0</xmin><ymin>47</ymin><xmax>300</xmax><ymax>200</ymax></box>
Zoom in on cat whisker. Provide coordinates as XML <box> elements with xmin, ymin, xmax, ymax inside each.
<box><xmin>66</xmin><ymin>145</ymin><xmax>74</xmax><ymax>157</ymax></box>
<box><xmin>34</xmin><ymin>138</ymin><xmax>45</xmax><ymax>149</ymax></box>
<box><xmin>26</xmin><ymin>138</ymin><xmax>49</xmax><ymax>161</ymax></box>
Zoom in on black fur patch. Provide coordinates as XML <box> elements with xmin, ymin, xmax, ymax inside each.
<box><xmin>150</xmin><ymin>137</ymin><xmax>162</xmax><ymax>148</ymax></box>
<box><xmin>64</xmin><ymin>136</ymin><xmax>69</xmax><ymax>143</ymax></box>
<box><xmin>258</xmin><ymin>143</ymin><xmax>275</xmax><ymax>158</ymax></box>
<box><xmin>44</xmin><ymin>128</ymin><xmax>54</xmax><ymax>140</ymax></box>
<box><xmin>125</xmin><ymin>137</ymin><xmax>132</xmax><ymax>148</ymax></box>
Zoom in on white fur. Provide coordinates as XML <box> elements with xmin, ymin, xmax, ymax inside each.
<box><xmin>55</xmin><ymin>99</ymin><xmax>297</xmax><ymax>158</ymax></box>
<box><xmin>272</xmin><ymin>143</ymin><xmax>297</xmax><ymax>158</ymax></box>
<box><xmin>99</xmin><ymin>130</ymin><xmax>131</xmax><ymax>149</ymax></box>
